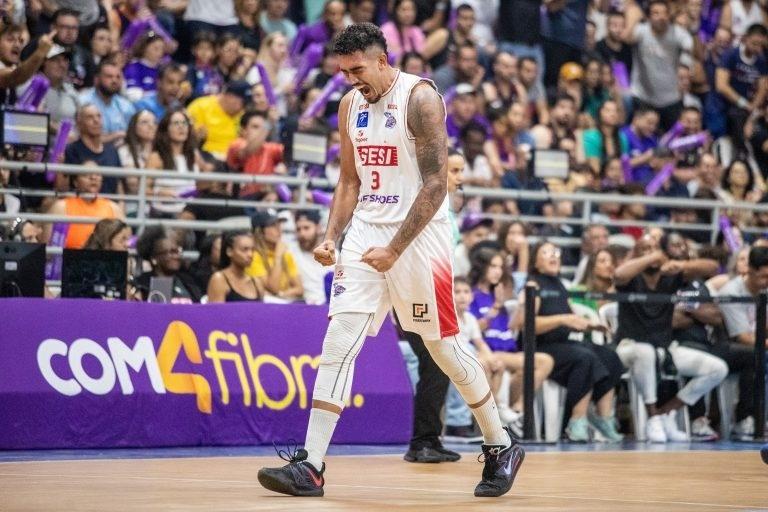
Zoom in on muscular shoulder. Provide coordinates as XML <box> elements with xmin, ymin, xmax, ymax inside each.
<box><xmin>406</xmin><ymin>82</ymin><xmax>445</xmax><ymax>139</ymax></box>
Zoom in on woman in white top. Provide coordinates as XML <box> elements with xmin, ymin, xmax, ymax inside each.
<box><xmin>119</xmin><ymin>109</ymin><xmax>157</xmax><ymax>217</ymax></box>
<box><xmin>146</xmin><ymin>108</ymin><xmax>204</xmax><ymax>217</ymax></box>
<box><xmin>720</xmin><ymin>0</ymin><xmax>768</xmax><ymax>43</ymax></box>
<box><xmin>250</xmin><ymin>32</ymin><xmax>296</xmax><ymax>117</ymax></box>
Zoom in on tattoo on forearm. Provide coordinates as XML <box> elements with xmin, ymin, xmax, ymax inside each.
<box><xmin>389</xmin><ymin>84</ymin><xmax>448</xmax><ymax>255</ymax></box>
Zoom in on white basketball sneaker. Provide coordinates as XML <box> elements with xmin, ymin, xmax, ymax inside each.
<box><xmin>662</xmin><ymin>411</ymin><xmax>689</xmax><ymax>442</ymax></box>
<box><xmin>646</xmin><ymin>415</ymin><xmax>667</xmax><ymax>443</ymax></box>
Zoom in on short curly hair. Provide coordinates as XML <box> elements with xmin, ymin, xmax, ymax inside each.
<box><xmin>333</xmin><ymin>22</ymin><xmax>388</xmax><ymax>55</ymax></box>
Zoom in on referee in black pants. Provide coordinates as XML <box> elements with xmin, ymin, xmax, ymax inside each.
<box><xmin>397</xmin><ymin>318</ymin><xmax>461</xmax><ymax>463</ymax></box>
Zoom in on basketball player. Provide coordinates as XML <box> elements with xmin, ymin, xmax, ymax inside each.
<box><xmin>257</xmin><ymin>23</ymin><xmax>524</xmax><ymax>498</ymax></box>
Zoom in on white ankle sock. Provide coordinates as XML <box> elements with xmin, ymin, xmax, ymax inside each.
<box><xmin>304</xmin><ymin>408</ymin><xmax>339</xmax><ymax>470</ymax></box>
<box><xmin>472</xmin><ymin>399</ymin><xmax>511</xmax><ymax>447</ymax></box>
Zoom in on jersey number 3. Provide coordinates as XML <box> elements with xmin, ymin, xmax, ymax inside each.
<box><xmin>371</xmin><ymin>170</ymin><xmax>380</xmax><ymax>190</ymax></box>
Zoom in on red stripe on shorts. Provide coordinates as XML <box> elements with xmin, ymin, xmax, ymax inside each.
<box><xmin>431</xmin><ymin>258</ymin><xmax>459</xmax><ymax>338</ymax></box>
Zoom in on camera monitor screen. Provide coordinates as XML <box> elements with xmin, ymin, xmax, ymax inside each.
<box><xmin>2</xmin><ymin>110</ymin><xmax>49</xmax><ymax>148</ymax></box>
<box><xmin>292</xmin><ymin>132</ymin><xmax>328</xmax><ymax>165</ymax></box>
<box><xmin>0</xmin><ymin>242</ymin><xmax>45</xmax><ymax>297</ymax></box>
<box><xmin>62</xmin><ymin>249</ymin><xmax>127</xmax><ymax>300</ymax></box>
<box><xmin>533</xmin><ymin>149</ymin><xmax>570</xmax><ymax>180</ymax></box>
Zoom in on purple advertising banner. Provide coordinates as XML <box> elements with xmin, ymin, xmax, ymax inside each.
<box><xmin>0</xmin><ymin>299</ymin><xmax>413</xmax><ymax>449</ymax></box>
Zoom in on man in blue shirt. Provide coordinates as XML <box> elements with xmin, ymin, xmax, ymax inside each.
<box><xmin>622</xmin><ymin>106</ymin><xmax>660</xmax><ymax>184</ymax></box>
<box><xmin>541</xmin><ymin>0</ymin><xmax>590</xmax><ymax>88</ymax></box>
<box><xmin>716</xmin><ymin>23</ymin><xmax>768</xmax><ymax>157</ymax></box>
<box><xmin>134</xmin><ymin>62</ymin><xmax>184</xmax><ymax>121</ymax></box>
<box><xmin>79</xmin><ymin>59</ymin><xmax>136</xmax><ymax>147</ymax></box>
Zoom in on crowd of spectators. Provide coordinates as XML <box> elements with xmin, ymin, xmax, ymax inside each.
<box><xmin>0</xmin><ymin>0</ymin><xmax>766</xmax><ymax>443</ymax></box>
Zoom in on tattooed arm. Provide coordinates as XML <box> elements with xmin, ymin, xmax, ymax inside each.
<box><xmin>362</xmin><ymin>83</ymin><xmax>448</xmax><ymax>272</ymax></box>
<box><xmin>313</xmin><ymin>91</ymin><xmax>361</xmax><ymax>266</ymax></box>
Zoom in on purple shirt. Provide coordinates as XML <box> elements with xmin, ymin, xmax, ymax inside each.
<box><xmin>622</xmin><ymin>126</ymin><xmax>658</xmax><ymax>184</ymax></box>
<box><xmin>446</xmin><ymin>114</ymin><xmax>492</xmax><ymax>148</ymax></box>
<box><xmin>469</xmin><ymin>288</ymin><xmax>517</xmax><ymax>352</ymax></box>
<box><xmin>124</xmin><ymin>61</ymin><xmax>158</xmax><ymax>94</ymax></box>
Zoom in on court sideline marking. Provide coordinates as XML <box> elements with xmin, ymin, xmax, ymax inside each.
<box><xmin>0</xmin><ymin>471</ymin><xmax>764</xmax><ymax>510</ymax></box>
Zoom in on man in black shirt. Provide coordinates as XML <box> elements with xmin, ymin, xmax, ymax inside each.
<box><xmin>595</xmin><ymin>11</ymin><xmax>633</xmax><ymax>75</ymax></box>
<box><xmin>64</xmin><ymin>104</ymin><xmax>121</xmax><ymax>194</ymax></box>
<box><xmin>614</xmin><ymin>233</ymin><xmax>721</xmax><ymax>443</ymax></box>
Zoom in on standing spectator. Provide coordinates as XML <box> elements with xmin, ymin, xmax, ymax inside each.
<box><xmin>134</xmin><ymin>62</ymin><xmax>185</xmax><ymax>121</ymax></box>
<box><xmin>79</xmin><ymin>59</ymin><xmax>137</xmax><ymax>146</ymax></box>
<box><xmin>247</xmin><ymin>211</ymin><xmax>303</xmax><ymax>300</ymax></box>
<box><xmin>541</xmin><ymin>0</ymin><xmax>590</xmax><ymax>88</ymax></box>
<box><xmin>627</xmin><ymin>0</ymin><xmax>693</xmax><ymax>131</ymax></box>
<box><xmin>207</xmin><ymin>230</ymin><xmax>265</xmax><ymax>302</ymax></box>
<box><xmin>719</xmin><ymin>0</ymin><xmax>768</xmax><ymax>44</ymax></box>
<box><xmin>381</xmin><ymin>0</ymin><xmax>426</xmax><ymax>63</ymax></box>
<box><xmin>582</xmin><ymin>100</ymin><xmax>629</xmax><ymax>174</ymax></box>
<box><xmin>614</xmin><ymin>234</ymin><xmax>721</xmax><ymax>442</ymax></box>
<box><xmin>622</xmin><ymin>107</ymin><xmax>660</xmax><ymax>185</ymax></box>
<box><xmin>715</xmin><ymin>24</ymin><xmax>768</xmax><ymax>159</ymax></box>
<box><xmin>146</xmin><ymin>108</ymin><xmax>205</xmax><ymax>217</ymax></box>
<box><xmin>44</xmin><ymin>162</ymin><xmax>124</xmax><ymax>249</ymax></box>
<box><xmin>187</xmin><ymin>80</ymin><xmax>252</xmax><ymax>158</ymax></box>
<box><xmin>233</xmin><ymin>0</ymin><xmax>264</xmax><ymax>51</ymax></box>
<box><xmin>497</xmin><ymin>0</ymin><xmax>545</xmax><ymax>85</ymax></box>
<box><xmin>596</xmin><ymin>11</ymin><xmax>632</xmax><ymax>74</ymax></box>
<box><xmin>123</xmin><ymin>32</ymin><xmax>167</xmax><ymax>102</ymax></box>
<box><xmin>65</xmin><ymin>104</ymin><xmax>122</xmax><ymax>194</ymax></box>
<box><xmin>0</xmin><ymin>24</ymin><xmax>54</xmax><ymax>107</ymax></box>
<box><xmin>717</xmin><ymin>246</ymin><xmax>768</xmax><ymax>440</ymax></box>
<box><xmin>290</xmin><ymin>210</ymin><xmax>331</xmax><ymax>305</ymax></box>
<box><xmin>226</xmin><ymin>110</ymin><xmax>286</xmax><ymax>199</ymax></box>
<box><xmin>134</xmin><ymin>226</ymin><xmax>203</xmax><ymax>303</ymax></box>
<box><xmin>260</xmin><ymin>0</ymin><xmax>298</xmax><ymax>41</ymax></box>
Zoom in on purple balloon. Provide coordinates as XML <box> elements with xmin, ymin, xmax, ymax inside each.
<box><xmin>612</xmin><ymin>61</ymin><xmax>630</xmax><ymax>90</ymax></box>
<box><xmin>121</xmin><ymin>19</ymin><xmax>150</xmax><ymax>50</ymax></box>
<box><xmin>256</xmin><ymin>63</ymin><xmax>276</xmax><ymax>106</ymax></box>
<box><xmin>621</xmin><ymin>154</ymin><xmax>633</xmax><ymax>183</ymax></box>
<box><xmin>45</xmin><ymin>223</ymin><xmax>69</xmax><ymax>281</ymax></box>
<box><xmin>659</xmin><ymin>121</ymin><xmax>684</xmax><ymax>147</ymax></box>
<box><xmin>668</xmin><ymin>132</ymin><xmax>708</xmax><ymax>152</ymax></box>
<box><xmin>17</xmin><ymin>74</ymin><xmax>50</xmax><ymax>111</ymax></box>
<box><xmin>46</xmin><ymin>119</ymin><xmax>73</xmax><ymax>183</ymax></box>
<box><xmin>275</xmin><ymin>183</ymin><xmax>293</xmax><ymax>202</ymax></box>
<box><xmin>327</xmin><ymin>143</ymin><xmax>340</xmax><ymax>163</ymax></box>
<box><xmin>293</xmin><ymin>43</ymin><xmax>324</xmax><ymax>95</ymax></box>
<box><xmin>645</xmin><ymin>162</ymin><xmax>675</xmax><ymax>196</ymax></box>
<box><xmin>719</xmin><ymin>215</ymin><xmax>741</xmax><ymax>253</ymax></box>
<box><xmin>301</xmin><ymin>72</ymin><xmax>346</xmax><ymax>120</ymax></box>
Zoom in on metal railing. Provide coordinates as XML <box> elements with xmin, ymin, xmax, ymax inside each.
<box><xmin>2</xmin><ymin>160</ymin><xmax>768</xmax><ymax>245</ymax></box>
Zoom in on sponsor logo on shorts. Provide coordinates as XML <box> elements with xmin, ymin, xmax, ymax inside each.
<box><xmin>357</xmin><ymin>145</ymin><xmax>398</xmax><ymax>166</ymax></box>
<box><xmin>412</xmin><ymin>303</ymin><xmax>429</xmax><ymax>323</ymax></box>
<box><xmin>356</xmin><ymin>112</ymin><xmax>369</xmax><ymax>128</ymax></box>
<box><xmin>333</xmin><ymin>284</ymin><xmax>346</xmax><ymax>297</ymax></box>
<box><xmin>359</xmin><ymin>194</ymin><xmax>400</xmax><ymax>204</ymax></box>
<box><xmin>384</xmin><ymin>111</ymin><xmax>396</xmax><ymax>129</ymax></box>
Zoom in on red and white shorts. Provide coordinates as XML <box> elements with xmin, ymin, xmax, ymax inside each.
<box><xmin>329</xmin><ymin>216</ymin><xmax>459</xmax><ymax>340</ymax></box>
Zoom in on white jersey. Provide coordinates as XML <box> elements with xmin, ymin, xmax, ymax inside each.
<box><xmin>730</xmin><ymin>0</ymin><xmax>764</xmax><ymax>41</ymax></box>
<box><xmin>347</xmin><ymin>70</ymin><xmax>449</xmax><ymax>224</ymax></box>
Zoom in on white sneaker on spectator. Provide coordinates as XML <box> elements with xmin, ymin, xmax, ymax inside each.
<box><xmin>662</xmin><ymin>411</ymin><xmax>689</xmax><ymax>442</ymax></box>
<box><xmin>498</xmin><ymin>405</ymin><xmax>518</xmax><ymax>425</ymax></box>
<box><xmin>646</xmin><ymin>415</ymin><xmax>667</xmax><ymax>443</ymax></box>
<box><xmin>503</xmin><ymin>409</ymin><xmax>524</xmax><ymax>438</ymax></box>
<box><xmin>732</xmin><ymin>416</ymin><xmax>754</xmax><ymax>441</ymax></box>
<box><xmin>691</xmin><ymin>417</ymin><xmax>719</xmax><ymax>441</ymax></box>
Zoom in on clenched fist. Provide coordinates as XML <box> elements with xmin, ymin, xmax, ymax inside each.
<box><xmin>313</xmin><ymin>240</ymin><xmax>336</xmax><ymax>266</ymax></box>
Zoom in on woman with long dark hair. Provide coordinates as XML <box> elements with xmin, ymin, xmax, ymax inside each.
<box><xmin>515</xmin><ymin>241</ymin><xmax>625</xmax><ymax>442</ymax></box>
<box><xmin>582</xmin><ymin>100</ymin><xmax>629</xmax><ymax>174</ymax></box>
<box><xmin>146</xmin><ymin>108</ymin><xmax>203</xmax><ymax>217</ymax></box>
<box><xmin>207</xmin><ymin>231</ymin><xmax>265</xmax><ymax>302</ymax></box>
<box><xmin>119</xmin><ymin>109</ymin><xmax>157</xmax><ymax>216</ymax></box>
<box><xmin>381</xmin><ymin>0</ymin><xmax>426</xmax><ymax>62</ymax></box>
<box><xmin>135</xmin><ymin>226</ymin><xmax>202</xmax><ymax>303</ymax></box>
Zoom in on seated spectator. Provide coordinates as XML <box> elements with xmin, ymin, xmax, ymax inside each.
<box><xmin>454</xmin><ymin>215</ymin><xmax>493</xmax><ymax>277</ymax></box>
<box><xmin>614</xmin><ymin>233</ymin><xmax>721</xmax><ymax>443</ymax></box>
<box><xmin>459</xmin><ymin>121</ymin><xmax>494</xmax><ymax>187</ymax></box>
<box><xmin>290</xmin><ymin>0</ymin><xmax>345</xmax><ymax>58</ymax></box>
<box><xmin>400</xmin><ymin>51</ymin><xmax>428</xmax><ymax>77</ymax></box>
<box><xmin>189</xmin><ymin>234</ymin><xmax>223</xmax><ymax>293</ymax></box>
<box><xmin>289</xmin><ymin>210</ymin><xmax>331</xmax><ymax>305</ymax></box>
<box><xmin>187</xmin><ymin>80</ymin><xmax>252</xmax><ymax>159</ymax></box>
<box><xmin>82</xmin><ymin>26</ymin><xmax>112</xmax><ymax>88</ymax></box>
<box><xmin>572</xmin><ymin>247</ymin><xmax>617</xmax><ymax>314</ymax></box>
<box><xmin>134</xmin><ymin>226</ymin><xmax>203</xmax><ymax>303</ymax></box>
<box><xmin>123</xmin><ymin>32</ymin><xmax>166</xmax><ymax>102</ymax></box>
<box><xmin>719</xmin><ymin>0</ymin><xmax>768</xmax><ymax>46</ymax></box>
<box><xmin>135</xmin><ymin>62</ymin><xmax>185</xmax><ymax>121</ymax></box>
<box><xmin>119</xmin><ymin>110</ymin><xmax>157</xmax><ymax>170</ymax></box>
<box><xmin>345</xmin><ymin>0</ymin><xmax>376</xmax><ymax>26</ymax></box>
<box><xmin>213</xmin><ymin>33</ymin><xmax>244</xmax><ymax>85</ymax></box>
<box><xmin>260</xmin><ymin>0</ymin><xmax>298</xmax><ymax>41</ymax></box>
<box><xmin>5</xmin><ymin>218</ymin><xmax>43</xmax><ymax>243</ymax></box>
<box><xmin>424</xmin><ymin>3</ymin><xmax>477</xmax><ymax>71</ymax></box>
<box><xmin>187</xmin><ymin>31</ymin><xmax>224</xmax><ymax>100</ymax></box>
<box><xmin>25</xmin><ymin>44</ymin><xmax>79</xmax><ymax>131</ymax></box>
<box><xmin>79</xmin><ymin>59</ymin><xmax>137</xmax><ymax>146</ymax></box>
<box><xmin>517</xmin><ymin>56</ymin><xmax>548</xmax><ymax>125</ymax></box>
<box><xmin>572</xmin><ymin>224</ymin><xmax>610</xmax><ymax>284</ymax></box>
<box><xmin>582</xmin><ymin>58</ymin><xmax>613</xmax><ymax>121</ymax></box>
<box><xmin>498</xmin><ymin>221</ymin><xmax>530</xmax><ymax>293</ymax></box>
<box><xmin>207</xmin><ymin>230</ymin><xmax>265</xmax><ymax>302</ymax></box>
<box><xmin>65</xmin><ymin>104</ymin><xmax>122</xmax><ymax>194</ymax></box>
<box><xmin>226</xmin><ymin>110</ymin><xmax>286</xmax><ymax>198</ymax></box>
<box><xmin>462</xmin><ymin>250</ymin><xmax>554</xmax><ymax>436</ymax></box>
<box><xmin>717</xmin><ymin>246</ymin><xmax>768</xmax><ymax>440</ymax></box>
<box><xmin>44</xmin><ymin>162</ymin><xmax>124</xmax><ymax>249</ymax></box>
<box><xmin>687</xmin><ymin>153</ymin><xmax>727</xmax><ymax>199</ymax></box>
<box><xmin>381</xmin><ymin>0</ymin><xmax>426</xmax><ymax>63</ymax></box>
<box><xmin>582</xmin><ymin>100</ymin><xmax>629</xmax><ymax>174</ymax></box>
<box><xmin>22</xmin><ymin>8</ymin><xmax>89</xmax><ymax>88</ymax></box>
<box><xmin>433</xmin><ymin>42</ymin><xmax>484</xmax><ymax>94</ymax></box>
<box><xmin>250</xmin><ymin>33</ymin><xmax>295</xmax><ymax>116</ymax></box>
<box><xmin>721</xmin><ymin>159</ymin><xmax>762</xmax><ymax>227</ymax></box>
<box><xmin>537</xmin><ymin>93</ymin><xmax>577</xmax><ymax>153</ymax></box>
<box><xmin>623</xmin><ymin>107</ymin><xmax>660</xmax><ymax>185</ymax></box>
<box><xmin>146</xmin><ymin>108</ymin><xmax>208</xmax><ymax>217</ymax></box>
<box><xmin>516</xmin><ymin>241</ymin><xmax>625</xmax><ymax>442</ymax></box>
<box><xmin>0</xmin><ymin>168</ymin><xmax>20</xmax><ymax>217</ymax></box>
<box><xmin>247</xmin><ymin>211</ymin><xmax>304</xmax><ymax>300</ymax></box>
<box><xmin>678</xmin><ymin>65</ymin><xmax>702</xmax><ymax>111</ymax></box>
<box><xmin>232</xmin><ymin>0</ymin><xmax>264</xmax><ymax>51</ymax></box>
<box><xmin>0</xmin><ymin>23</ymin><xmax>54</xmax><ymax>106</ymax></box>
<box><xmin>83</xmin><ymin>218</ymin><xmax>131</xmax><ymax>251</ymax></box>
